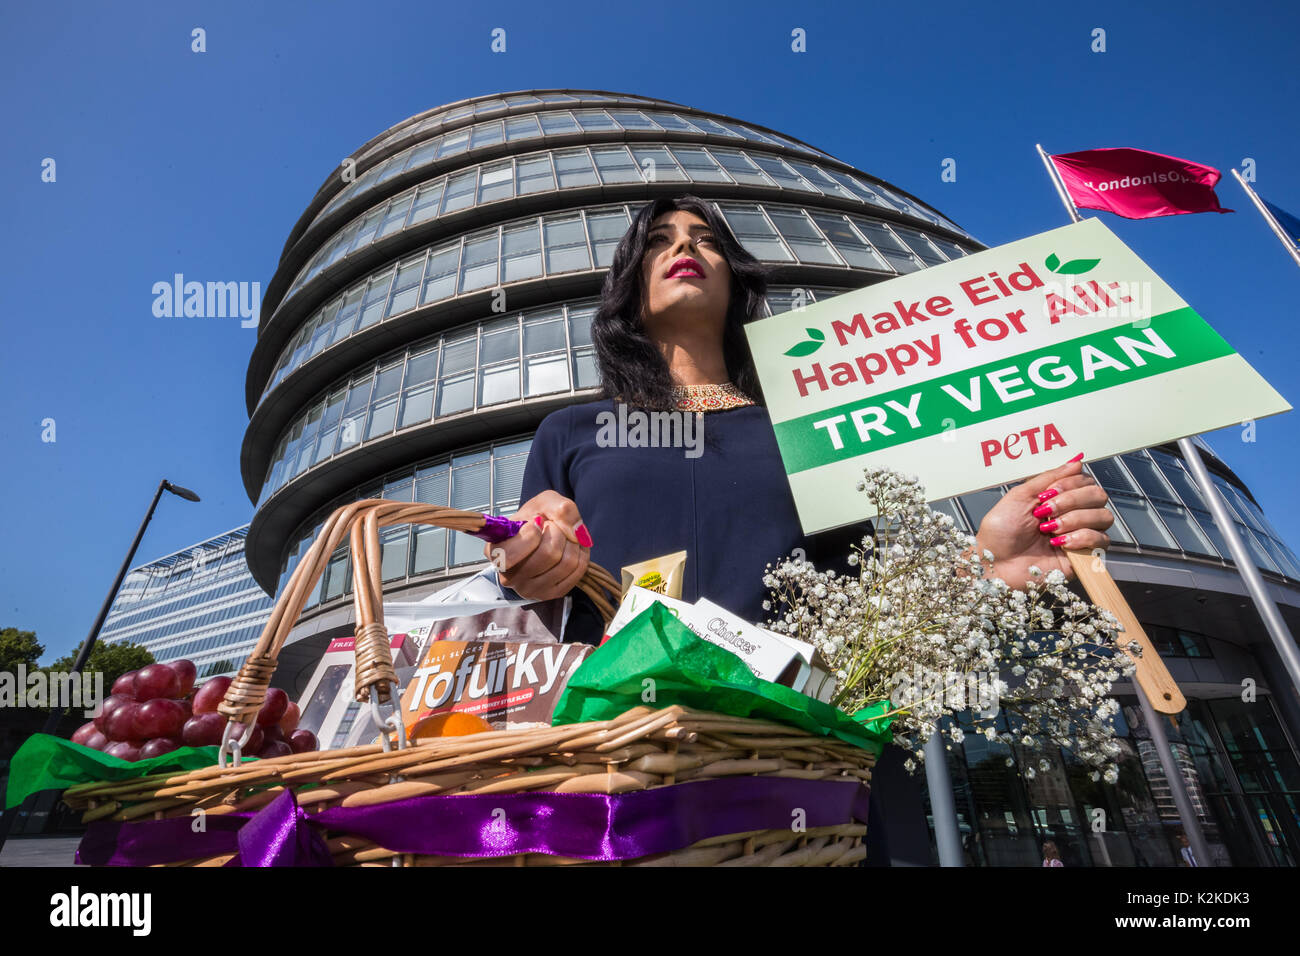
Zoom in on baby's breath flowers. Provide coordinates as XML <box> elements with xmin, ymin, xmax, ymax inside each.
<box><xmin>763</xmin><ymin>468</ymin><xmax>1137</xmax><ymax>782</ymax></box>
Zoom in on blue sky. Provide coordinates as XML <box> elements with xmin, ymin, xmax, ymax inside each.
<box><xmin>2</xmin><ymin>0</ymin><xmax>1297</xmax><ymax>663</ymax></box>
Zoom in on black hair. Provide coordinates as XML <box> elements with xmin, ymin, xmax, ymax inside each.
<box><xmin>591</xmin><ymin>194</ymin><xmax>769</xmax><ymax>410</ymax></box>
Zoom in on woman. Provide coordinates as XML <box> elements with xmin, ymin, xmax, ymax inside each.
<box><xmin>486</xmin><ymin>194</ymin><xmax>1114</xmax><ymax>864</ymax></box>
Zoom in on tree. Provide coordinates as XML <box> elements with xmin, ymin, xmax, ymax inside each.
<box><xmin>0</xmin><ymin>627</ymin><xmax>44</xmax><ymax>673</ymax></box>
<box><xmin>44</xmin><ymin>640</ymin><xmax>155</xmax><ymax>690</ymax></box>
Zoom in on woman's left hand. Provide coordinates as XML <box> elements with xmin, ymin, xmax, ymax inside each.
<box><xmin>974</xmin><ymin>456</ymin><xmax>1115</xmax><ymax>590</ymax></box>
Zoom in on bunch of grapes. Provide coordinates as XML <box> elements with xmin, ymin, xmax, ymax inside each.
<box><xmin>70</xmin><ymin>660</ymin><xmax>318</xmax><ymax>761</ymax></box>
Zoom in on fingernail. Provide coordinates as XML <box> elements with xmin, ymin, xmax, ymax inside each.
<box><xmin>1032</xmin><ymin>502</ymin><xmax>1055</xmax><ymax>519</ymax></box>
<box><xmin>1039</xmin><ymin>519</ymin><xmax>1060</xmax><ymax>533</ymax></box>
<box><xmin>1068</xmin><ymin>452</ymin><xmax>1084</xmax><ymax>463</ymax></box>
<box><xmin>533</xmin><ymin>515</ymin><xmax>545</xmax><ymax>529</ymax></box>
<box><xmin>575</xmin><ymin>522</ymin><xmax>593</xmax><ymax>549</ymax></box>
<box><xmin>1037</xmin><ymin>488</ymin><xmax>1060</xmax><ymax>502</ymax></box>
<box><xmin>1049</xmin><ymin>535</ymin><xmax>1068</xmax><ymax>547</ymax></box>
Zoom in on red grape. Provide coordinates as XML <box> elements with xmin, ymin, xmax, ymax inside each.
<box><xmin>279</xmin><ymin>701</ymin><xmax>301</xmax><ymax>735</ymax></box>
<box><xmin>139</xmin><ymin>737</ymin><xmax>181</xmax><ymax>760</ymax></box>
<box><xmin>263</xmin><ymin>725</ymin><xmax>285</xmax><ymax>744</ymax></box>
<box><xmin>242</xmin><ymin>725</ymin><xmax>265</xmax><ymax>757</ymax></box>
<box><xmin>105</xmin><ymin>741</ymin><xmax>142</xmax><ymax>762</ymax></box>
<box><xmin>178</xmin><ymin>697</ymin><xmax>193</xmax><ymax>719</ymax></box>
<box><xmin>181</xmin><ymin>713</ymin><xmax>227</xmax><ymax>747</ymax></box>
<box><xmin>92</xmin><ymin>694</ymin><xmax>131</xmax><ymax>734</ymax></box>
<box><xmin>111</xmin><ymin>671</ymin><xmax>138</xmax><ymax>697</ymax></box>
<box><xmin>259</xmin><ymin>740</ymin><xmax>293</xmax><ymax>759</ymax></box>
<box><xmin>288</xmin><ymin>729</ymin><xmax>318</xmax><ymax>753</ymax></box>
<box><xmin>104</xmin><ymin>702</ymin><xmax>143</xmax><ymax>742</ymax></box>
<box><xmin>136</xmin><ymin>698</ymin><xmax>186</xmax><ymax>738</ymax></box>
<box><xmin>170</xmin><ymin>659</ymin><xmax>197</xmax><ymax>696</ymax></box>
<box><xmin>192</xmin><ymin>676</ymin><xmax>232</xmax><ymax>715</ymax></box>
<box><xmin>256</xmin><ymin>688</ymin><xmax>289</xmax><ymax>727</ymax></box>
<box><xmin>133</xmin><ymin>664</ymin><xmax>181</xmax><ymax>702</ymax></box>
<box><xmin>71</xmin><ymin>722</ymin><xmax>99</xmax><ymax>746</ymax></box>
<box><xmin>84</xmin><ymin>730</ymin><xmax>110</xmax><ymax>752</ymax></box>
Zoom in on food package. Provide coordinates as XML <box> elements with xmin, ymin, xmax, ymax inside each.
<box><xmin>619</xmin><ymin>550</ymin><xmax>687</xmax><ymax>599</ymax></box>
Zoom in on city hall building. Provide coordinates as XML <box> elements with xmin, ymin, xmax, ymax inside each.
<box><xmin>239</xmin><ymin>89</ymin><xmax>1300</xmax><ymax>866</ymax></box>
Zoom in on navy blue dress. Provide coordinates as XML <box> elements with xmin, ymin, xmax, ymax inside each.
<box><xmin>519</xmin><ymin>397</ymin><xmax>912</xmax><ymax>866</ymax></box>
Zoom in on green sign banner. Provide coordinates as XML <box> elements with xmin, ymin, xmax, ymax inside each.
<box><xmin>744</xmin><ymin>218</ymin><xmax>1291</xmax><ymax>533</ymax></box>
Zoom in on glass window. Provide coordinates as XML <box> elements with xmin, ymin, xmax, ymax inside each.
<box><xmin>517</xmin><ymin>154</ymin><xmax>556</xmax><ymax>195</ymax></box>
<box><xmin>458</xmin><ymin>231</ymin><xmax>500</xmax><ymax>293</ymax></box>
<box><xmin>669</xmin><ymin>146</ymin><xmax>730</xmax><ymax>183</ymax></box>
<box><xmin>313</xmin><ymin>389</ymin><xmax>345</xmax><ymax>465</ymax></box>
<box><xmin>437</xmin><ymin>129</ymin><xmax>470</xmax><ymax>158</ymax></box>
<box><xmin>629</xmin><ymin>146</ymin><xmax>687</xmax><ymax>183</ymax></box>
<box><xmin>469</xmin><ymin>120</ymin><xmax>504</xmax><ymax>149</ymax></box>
<box><xmin>568</xmin><ymin>305</ymin><xmax>595</xmax><ymax>348</ymax></box>
<box><xmin>647</xmin><ymin>111</ymin><xmax>700</xmax><ymax>132</ymax></box>
<box><xmin>337</xmin><ymin>373</ymin><xmax>374</xmax><ymax>452</ymax></box>
<box><xmin>717</xmin><ymin>204</ymin><xmax>793</xmax><ymax>261</ymax></box>
<box><xmin>766</xmin><ymin>208</ymin><xmax>845</xmax><ymax>265</ymax></box>
<box><xmin>330</xmin><ymin>286</ymin><xmax>363</xmax><ymax>345</ymax></box>
<box><xmin>436</xmin><ymin>334</ymin><xmax>476</xmax><ymax>416</ymax></box>
<box><xmin>493</xmin><ymin>450</ymin><xmax>530</xmax><ymax>508</ymax></box>
<box><xmin>852</xmin><ymin>219</ymin><xmax>922</xmax><ymax>273</ymax></box>
<box><xmin>553</xmin><ymin>148</ymin><xmax>598</xmax><ymax>188</ymax></box>
<box><xmin>422</xmin><ymin>243</ymin><xmax>461</xmax><ymax>304</ymax></box>
<box><xmin>710</xmin><ymin>149</ymin><xmax>772</xmax><ymax>186</ymax></box>
<box><xmin>378</xmin><ymin>192</ymin><xmax>414</xmax><ymax>239</ymax></box>
<box><xmin>385</xmin><ymin>255</ymin><xmax>426</xmax><ymax>318</ymax></box>
<box><xmin>572</xmin><ymin>109</ymin><xmax>617</xmax><ymax>131</ymax></box>
<box><xmin>501</xmin><ymin>221</ymin><xmax>542</xmax><ymax>282</ymax></box>
<box><xmin>477</xmin><ymin>160</ymin><xmax>514</xmax><ymax>203</ymax></box>
<box><xmin>810</xmin><ymin>213</ymin><xmax>890</xmax><ymax>271</ymax></box>
<box><xmin>827</xmin><ymin>172</ymin><xmax>895</xmax><ymax>211</ymax></box>
<box><xmin>544</xmin><ymin>217</ymin><xmax>592</xmax><ymax>273</ymax></box>
<box><xmin>539</xmin><ymin>111</ymin><xmax>580</xmax><ymax>135</ymax></box>
<box><xmin>441</xmin><ymin>169</ymin><xmax>478</xmax><ymax>214</ymax></box>
<box><xmin>586</xmin><ymin>209</ymin><xmax>631</xmax><ymax>268</ymax></box>
<box><xmin>505</xmin><ymin>114</ymin><xmax>542</xmax><ymax>140</ymax></box>
<box><xmin>358</xmin><ymin>269</ymin><xmax>394</xmax><ymax>329</ymax></box>
<box><xmin>929</xmin><ymin>236</ymin><xmax>966</xmax><ymax>260</ymax></box>
<box><xmin>350</xmin><ymin>208</ymin><xmax>384</xmax><ymax>253</ymax></box>
<box><xmin>572</xmin><ymin>349</ymin><xmax>599</xmax><ymax>390</ymax></box>
<box><xmin>409</xmin><ymin>181</ymin><xmax>444</xmax><ymax>225</ymax></box>
<box><xmin>364</xmin><ymin>361</ymin><xmax>404</xmax><ymax>440</ymax></box>
<box><xmin>892</xmin><ymin>225</ymin><xmax>948</xmax><ymax>267</ymax></box>
<box><xmin>478</xmin><ymin>318</ymin><xmax>521</xmax><ymax>407</ymax></box>
<box><xmin>786</xmin><ymin>160</ymin><xmax>855</xmax><ymax>200</ymax></box>
<box><xmin>609</xmin><ymin>110</ymin><xmax>658</xmax><ymax>130</ymax></box>
<box><xmin>592</xmin><ymin>146</ymin><xmax>642</xmax><ymax>184</ymax></box>
<box><xmin>750</xmin><ymin>155</ymin><xmax>817</xmax><ymax>192</ymax></box>
<box><xmin>450</xmin><ymin>454</ymin><xmax>492</xmax><ymax>564</ymax></box>
<box><xmin>381</xmin><ymin>527</ymin><xmax>410</xmax><ymax>582</ymax></box>
<box><xmin>307</xmin><ymin>298</ymin><xmax>338</xmax><ymax>358</ymax></box>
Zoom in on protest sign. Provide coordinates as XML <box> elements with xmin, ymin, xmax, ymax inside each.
<box><xmin>745</xmin><ymin>217</ymin><xmax>1291</xmax><ymax>533</ymax></box>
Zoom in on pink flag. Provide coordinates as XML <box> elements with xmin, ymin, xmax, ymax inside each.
<box><xmin>1050</xmin><ymin>147</ymin><xmax>1233</xmax><ymax>219</ymax></box>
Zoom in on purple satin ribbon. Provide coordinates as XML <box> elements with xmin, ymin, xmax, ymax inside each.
<box><xmin>468</xmin><ymin>514</ymin><xmax>525</xmax><ymax>544</ymax></box>
<box><xmin>76</xmin><ymin>776</ymin><xmax>870</xmax><ymax>867</ymax></box>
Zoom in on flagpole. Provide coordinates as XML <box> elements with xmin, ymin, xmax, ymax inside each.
<box><xmin>1034</xmin><ymin>151</ymin><xmax>1217</xmax><ymax>863</ymax></box>
<box><xmin>1036</xmin><ymin>144</ymin><xmax>1082</xmax><ymax>224</ymax></box>
<box><xmin>1231</xmin><ymin>168</ymin><xmax>1300</xmax><ymax>269</ymax></box>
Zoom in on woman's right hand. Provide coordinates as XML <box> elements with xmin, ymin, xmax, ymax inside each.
<box><xmin>484</xmin><ymin>490</ymin><xmax>592</xmax><ymax>602</ymax></box>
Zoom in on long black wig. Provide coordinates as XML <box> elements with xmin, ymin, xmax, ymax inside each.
<box><xmin>591</xmin><ymin>195</ymin><xmax>770</xmax><ymax>411</ymax></box>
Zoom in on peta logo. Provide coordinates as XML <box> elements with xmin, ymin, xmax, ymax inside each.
<box><xmin>49</xmin><ymin>886</ymin><xmax>151</xmax><ymax>936</ymax></box>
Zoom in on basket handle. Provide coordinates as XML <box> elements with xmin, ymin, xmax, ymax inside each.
<box><xmin>217</xmin><ymin>499</ymin><xmax>619</xmax><ymax>736</ymax></box>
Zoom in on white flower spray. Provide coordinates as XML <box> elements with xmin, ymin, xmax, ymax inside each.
<box><xmin>763</xmin><ymin>467</ymin><xmax>1137</xmax><ymax>782</ymax></box>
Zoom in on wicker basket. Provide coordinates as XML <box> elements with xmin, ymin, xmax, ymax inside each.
<box><xmin>63</xmin><ymin>500</ymin><xmax>874</xmax><ymax>866</ymax></box>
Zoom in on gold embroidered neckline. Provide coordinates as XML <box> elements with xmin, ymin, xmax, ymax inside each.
<box><xmin>670</xmin><ymin>382</ymin><xmax>755</xmax><ymax>412</ymax></box>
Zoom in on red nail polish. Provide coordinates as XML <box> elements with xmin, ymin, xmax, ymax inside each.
<box><xmin>575</xmin><ymin>522</ymin><xmax>593</xmax><ymax>548</ymax></box>
<box><xmin>533</xmin><ymin>515</ymin><xmax>545</xmax><ymax>529</ymax></box>
<box><xmin>1049</xmin><ymin>535</ymin><xmax>1068</xmax><ymax>547</ymax></box>
<box><xmin>1039</xmin><ymin>519</ymin><xmax>1060</xmax><ymax>533</ymax></box>
<box><xmin>1032</xmin><ymin>502</ymin><xmax>1054</xmax><ymax>519</ymax></box>
<box><xmin>1068</xmin><ymin>452</ymin><xmax>1084</xmax><ymax>463</ymax></box>
<box><xmin>1037</xmin><ymin>488</ymin><xmax>1060</xmax><ymax>502</ymax></box>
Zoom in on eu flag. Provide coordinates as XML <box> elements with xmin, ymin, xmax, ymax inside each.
<box><xmin>1262</xmin><ymin>197</ymin><xmax>1300</xmax><ymax>247</ymax></box>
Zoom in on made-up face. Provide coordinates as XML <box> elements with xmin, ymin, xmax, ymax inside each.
<box><xmin>639</xmin><ymin>210</ymin><xmax>731</xmax><ymax>340</ymax></box>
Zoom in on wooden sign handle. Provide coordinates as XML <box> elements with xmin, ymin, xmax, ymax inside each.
<box><xmin>1065</xmin><ymin>548</ymin><xmax>1186</xmax><ymax>715</ymax></box>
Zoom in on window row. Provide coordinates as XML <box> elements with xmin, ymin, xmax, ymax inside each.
<box><xmin>103</xmin><ymin>578</ymin><xmax>266</xmax><ymax>635</ymax></box>
<box><xmin>314</xmin><ymin>105</ymin><xmax>859</xmax><ymax>229</ymax></box>
<box><xmin>275</xmin><ymin>437</ymin><xmax>535</xmax><ymax>605</ymax></box>
<box><xmin>286</xmin><ymin>144</ymin><xmax>969</xmax><ymax>302</ymax></box>
<box><xmin>113</xmin><ymin>540</ymin><xmax>250</xmax><ymax>606</ymax></box>
<box><xmin>356</xmin><ymin>93</ymin><xmax>685</xmax><ymax>165</ymax></box>
<box><xmin>261</xmin><ymin>200</ymin><xmax>971</xmax><ymax>404</ymax></box>
<box><xmin>102</xmin><ymin>596</ymin><xmax>274</xmax><ymax>647</ymax></box>
<box><xmin>259</xmin><ymin>286</ymin><xmax>856</xmax><ymax>504</ymax></box>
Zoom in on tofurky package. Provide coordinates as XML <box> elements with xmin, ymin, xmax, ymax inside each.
<box><xmin>620</xmin><ymin>550</ymin><xmax>687</xmax><ymax>599</ymax></box>
<box><xmin>399</xmin><ymin>639</ymin><xmax>593</xmax><ymax>732</ymax></box>
<box><xmin>604</xmin><ymin>587</ymin><xmax>835</xmax><ymax>702</ymax></box>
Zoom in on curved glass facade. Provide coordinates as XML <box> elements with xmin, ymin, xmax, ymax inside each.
<box><xmin>310</xmin><ymin>105</ymin><xmax>880</xmax><ymax>231</ymax></box>
<box><xmin>260</xmin><ymin>200</ymin><xmax>973</xmax><ymax>406</ymax></box>
<box><xmin>282</xmin><ymin>143</ymin><xmax>971</xmax><ymax>310</ymax></box>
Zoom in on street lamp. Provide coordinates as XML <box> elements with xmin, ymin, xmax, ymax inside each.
<box><xmin>39</xmin><ymin>478</ymin><xmax>201</xmax><ymax>733</ymax></box>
